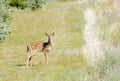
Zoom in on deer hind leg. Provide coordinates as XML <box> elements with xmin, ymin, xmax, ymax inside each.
<box><xmin>26</xmin><ymin>52</ymin><xmax>33</xmax><ymax>66</ymax></box>
<box><xmin>44</xmin><ymin>52</ymin><xmax>48</xmax><ymax>64</ymax></box>
<box><xmin>26</xmin><ymin>56</ymin><xmax>30</xmax><ymax>66</ymax></box>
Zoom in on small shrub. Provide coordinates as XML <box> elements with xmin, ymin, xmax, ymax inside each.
<box><xmin>9</xmin><ymin>0</ymin><xmax>46</xmax><ymax>10</ymax></box>
<box><xmin>9</xmin><ymin>0</ymin><xmax>28</xmax><ymax>9</ymax></box>
<box><xmin>0</xmin><ymin>0</ymin><xmax>11</xmax><ymax>42</ymax></box>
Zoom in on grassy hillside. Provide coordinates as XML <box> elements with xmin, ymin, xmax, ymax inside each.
<box><xmin>0</xmin><ymin>0</ymin><xmax>120</xmax><ymax>81</ymax></box>
<box><xmin>0</xmin><ymin>1</ymin><xmax>86</xmax><ymax>81</ymax></box>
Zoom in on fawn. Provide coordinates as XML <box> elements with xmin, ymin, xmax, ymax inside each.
<box><xmin>26</xmin><ymin>32</ymin><xmax>55</xmax><ymax>66</ymax></box>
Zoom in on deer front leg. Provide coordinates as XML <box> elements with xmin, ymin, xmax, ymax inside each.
<box><xmin>44</xmin><ymin>52</ymin><xmax>48</xmax><ymax>64</ymax></box>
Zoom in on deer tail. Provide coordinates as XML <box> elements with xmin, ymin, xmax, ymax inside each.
<box><xmin>27</xmin><ymin>45</ymin><xmax>29</xmax><ymax>52</ymax></box>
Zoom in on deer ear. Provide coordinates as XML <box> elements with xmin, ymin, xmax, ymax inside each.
<box><xmin>52</xmin><ymin>32</ymin><xmax>55</xmax><ymax>36</ymax></box>
<box><xmin>45</xmin><ymin>33</ymin><xmax>48</xmax><ymax>36</ymax></box>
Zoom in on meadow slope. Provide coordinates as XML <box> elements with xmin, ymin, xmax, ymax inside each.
<box><xmin>0</xmin><ymin>1</ymin><xmax>120</xmax><ymax>81</ymax></box>
<box><xmin>0</xmin><ymin>1</ymin><xmax>86</xmax><ymax>81</ymax></box>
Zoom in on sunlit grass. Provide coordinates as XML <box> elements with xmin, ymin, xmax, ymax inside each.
<box><xmin>0</xmin><ymin>1</ymin><xmax>86</xmax><ymax>81</ymax></box>
<box><xmin>0</xmin><ymin>0</ymin><xmax>120</xmax><ymax>81</ymax></box>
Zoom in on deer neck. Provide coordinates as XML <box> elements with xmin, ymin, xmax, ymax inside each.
<box><xmin>47</xmin><ymin>37</ymin><xmax>52</xmax><ymax>46</ymax></box>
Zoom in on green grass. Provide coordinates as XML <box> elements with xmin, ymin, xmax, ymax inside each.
<box><xmin>0</xmin><ymin>1</ymin><xmax>120</xmax><ymax>81</ymax></box>
<box><xmin>0</xmin><ymin>1</ymin><xmax>86</xmax><ymax>81</ymax></box>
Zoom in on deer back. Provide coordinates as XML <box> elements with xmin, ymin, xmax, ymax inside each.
<box><xmin>27</xmin><ymin>42</ymin><xmax>44</xmax><ymax>52</ymax></box>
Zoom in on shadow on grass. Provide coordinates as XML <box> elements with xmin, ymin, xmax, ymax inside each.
<box><xmin>15</xmin><ymin>61</ymin><xmax>46</xmax><ymax>67</ymax></box>
<box><xmin>15</xmin><ymin>64</ymin><xmax>38</xmax><ymax>67</ymax></box>
<box><xmin>15</xmin><ymin>64</ymin><xmax>26</xmax><ymax>66</ymax></box>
